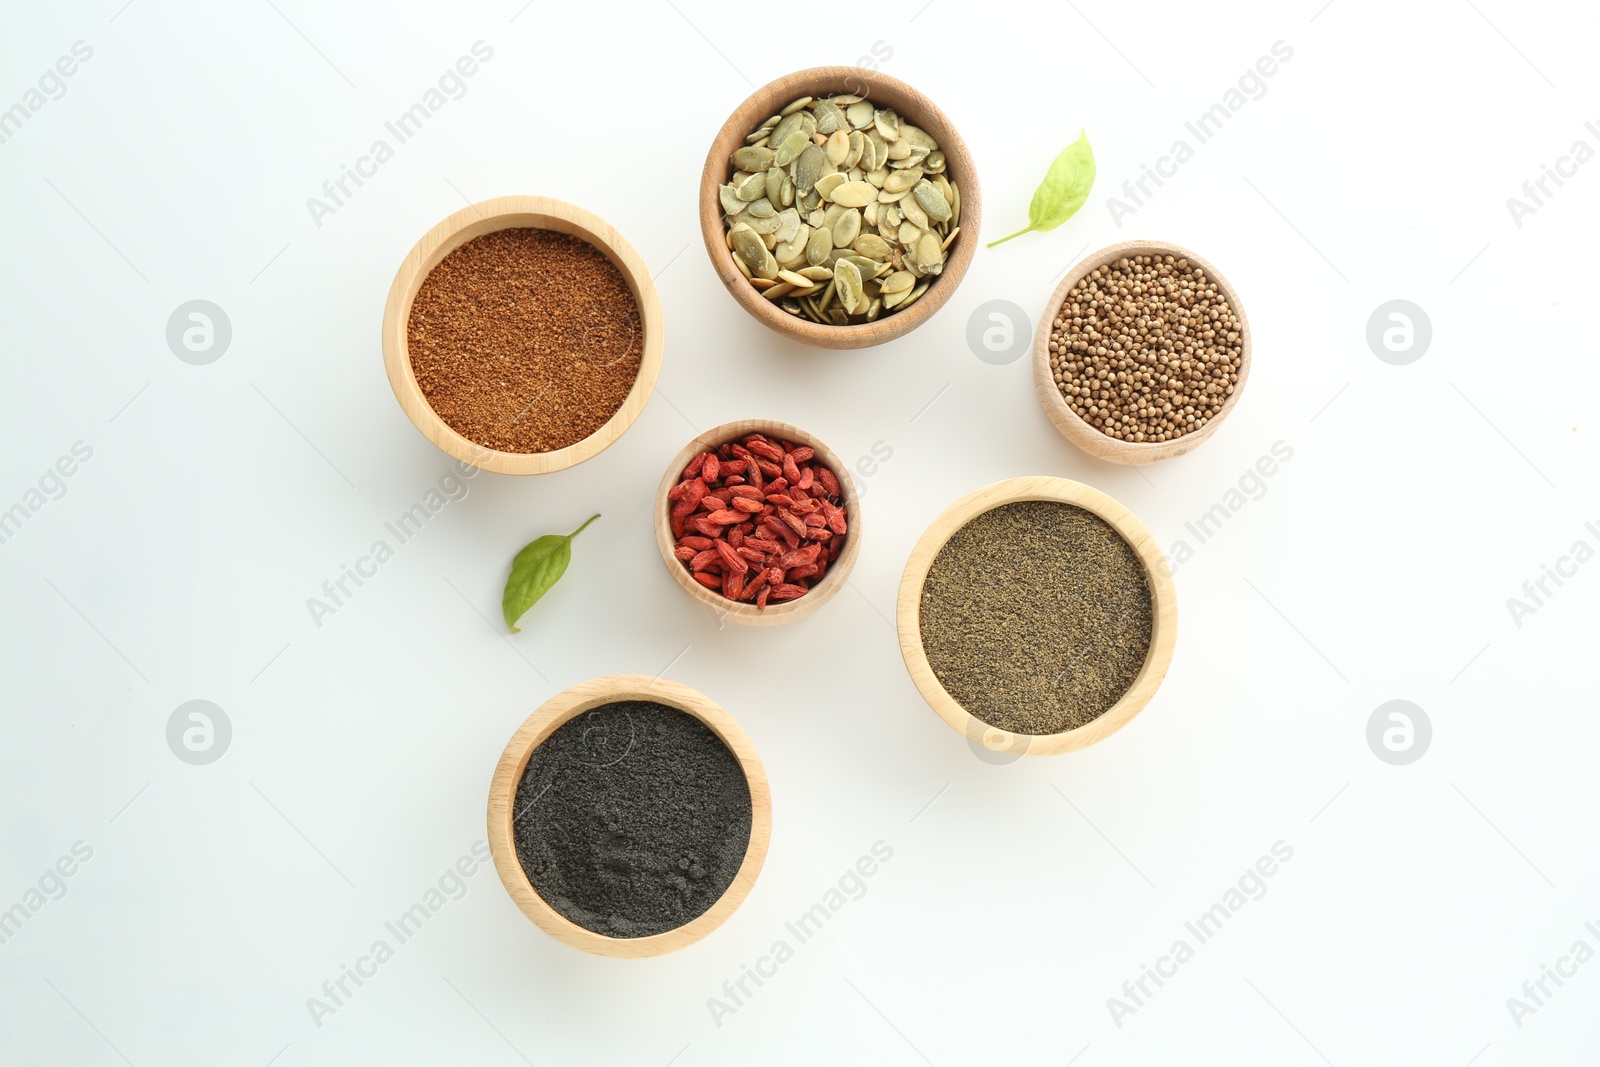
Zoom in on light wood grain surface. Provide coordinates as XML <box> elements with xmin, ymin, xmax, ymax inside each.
<box><xmin>381</xmin><ymin>195</ymin><xmax>663</xmax><ymax>475</ymax></box>
<box><xmin>895</xmin><ymin>477</ymin><xmax>1178</xmax><ymax>757</ymax></box>
<box><xmin>486</xmin><ymin>675</ymin><xmax>772</xmax><ymax>958</ymax></box>
<box><xmin>698</xmin><ymin>66</ymin><xmax>981</xmax><ymax>350</ymax></box>
<box><xmin>1032</xmin><ymin>240</ymin><xmax>1251</xmax><ymax>465</ymax></box>
<box><xmin>654</xmin><ymin>418</ymin><xmax>861</xmax><ymax>626</ymax></box>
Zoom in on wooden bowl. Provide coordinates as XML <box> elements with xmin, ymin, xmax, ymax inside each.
<box><xmin>381</xmin><ymin>195</ymin><xmax>663</xmax><ymax>475</ymax></box>
<box><xmin>1032</xmin><ymin>240</ymin><xmax>1251</xmax><ymax>465</ymax></box>
<box><xmin>655</xmin><ymin>419</ymin><xmax>861</xmax><ymax>626</ymax></box>
<box><xmin>698</xmin><ymin>66</ymin><xmax>982</xmax><ymax>350</ymax></box>
<box><xmin>486</xmin><ymin>675</ymin><xmax>772</xmax><ymax>958</ymax></box>
<box><xmin>896</xmin><ymin>477</ymin><xmax>1177</xmax><ymax>757</ymax></box>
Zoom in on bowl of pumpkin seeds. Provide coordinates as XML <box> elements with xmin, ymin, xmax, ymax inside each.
<box><xmin>700</xmin><ymin>67</ymin><xmax>981</xmax><ymax>349</ymax></box>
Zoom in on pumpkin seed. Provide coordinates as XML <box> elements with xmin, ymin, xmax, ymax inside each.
<box><xmin>769</xmin><ymin>111</ymin><xmax>806</xmax><ymax>150</ymax></box>
<box><xmin>833</xmin><ymin>208</ymin><xmax>861</xmax><ymax>248</ymax></box>
<box><xmin>880</xmin><ymin>270</ymin><xmax>915</xmax><ymax>295</ymax></box>
<box><xmin>774</xmin><ymin>223</ymin><xmax>811</xmax><ymax>265</ymax></box>
<box><xmin>732</xmin><ymin>145</ymin><xmax>775</xmax><ymax>172</ymax></box>
<box><xmin>797</xmin><ymin>265</ymin><xmax>832</xmax><ymax>281</ymax></box>
<box><xmin>743</xmin><ymin>211</ymin><xmax>781</xmax><ymax>235</ymax></box>
<box><xmin>719</xmin><ymin>184</ymin><xmax>745</xmax><ymax>216</ymax></box>
<box><xmin>814</xmin><ymin>172</ymin><xmax>847</xmax><ymax>201</ymax></box>
<box><xmin>874</xmin><ymin>109</ymin><xmax>900</xmax><ymax>141</ymax></box>
<box><xmin>911</xmin><ymin>180</ymin><xmax>951</xmax><ymax>221</ymax></box>
<box><xmin>731</xmin><ymin>226</ymin><xmax>778</xmax><ymax>280</ymax></box>
<box><xmin>805</xmin><ymin>226</ymin><xmax>834</xmax><ymax>266</ymax></box>
<box><xmin>884</xmin><ymin>168</ymin><xmax>923</xmax><ymax>193</ymax></box>
<box><xmin>846</xmin><ymin>100</ymin><xmax>874</xmax><ymax>129</ymax></box>
<box><xmin>863</xmin><ymin>131</ymin><xmax>887</xmax><ymax>170</ymax></box>
<box><xmin>852</xmin><ymin>233</ymin><xmax>891</xmax><ymax>259</ymax></box>
<box><xmin>834</xmin><ymin>258</ymin><xmax>864</xmax><ymax>313</ymax></box>
<box><xmin>844</xmin><ymin>130</ymin><xmax>865</xmax><ymax>170</ymax></box>
<box><xmin>813</xmin><ymin>99</ymin><xmax>845</xmax><ymax>135</ymax></box>
<box><xmin>830</xmin><ymin>181</ymin><xmax>876</xmax><ymax>208</ymax></box>
<box><xmin>899</xmin><ymin>193</ymin><xmax>929</xmax><ymax>229</ymax></box>
<box><xmin>736</xmin><ymin>173</ymin><xmax>766</xmax><ymax>201</ymax></box>
<box><xmin>774</xmin><ymin>130</ymin><xmax>810</xmax><ymax>167</ymax></box>
<box><xmin>825</xmin><ymin>129</ymin><xmax>851</xmax><ymax>166</ymax></box>
<box><xmin>793</xmin><ymin>145</ymin><xmax>827</xmax><ymax>194</ymax></box>
<box><xmin>779</xmin><ymin>96</ymin><xmax>813</xmax><ymax>115</ymax></box>
<box><xmin>774</xmin><ymin>208</ymin><xmax>802</xmax><ymax>242</ymax></box>
<box><xmin>747</xmin><ymin>197</ymin><xmax>776</xmax><ymax>219</ymax></box>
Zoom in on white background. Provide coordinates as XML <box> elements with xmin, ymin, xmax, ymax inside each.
<box><xmin>2</xmin><ymin>1</ymin><xmax>1597</xmax><ymax>1064</ymax></box>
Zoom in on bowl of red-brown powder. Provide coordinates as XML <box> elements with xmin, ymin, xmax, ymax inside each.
<box><xmin>382</xmin><ymin>195</ymin><xmax>663</xmax><ymax>474</ymax></box>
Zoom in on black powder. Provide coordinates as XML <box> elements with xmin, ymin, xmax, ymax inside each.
<box><xmin>918</xmin><ymin>500</ymin><xmax>1154</xmax><ymax>735</ymax></box>
<box><xmin>512</xmin><ymin>700</ymin><xmax>752</xmax><ymax>938</ymax></box>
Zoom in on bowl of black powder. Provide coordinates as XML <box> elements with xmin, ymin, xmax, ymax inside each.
<box><xmin>487</xmin><ymin>675</ymin><xmax>771</xmax><ymax>956</ymax></box>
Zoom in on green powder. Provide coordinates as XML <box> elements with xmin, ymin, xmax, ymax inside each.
<box><xmin>918</xmin><ymin>500</ymin><xmax>1153</xmax><ymax>735</ymax></box>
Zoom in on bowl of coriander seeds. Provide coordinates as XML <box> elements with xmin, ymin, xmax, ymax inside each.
<box><xmin>1033</xmin><ymin>240</ymin><xmax>1251</xmax><ymax>464</ymax></box>
<box><xmin>699</xmin><ymin>67</ymin><xmax>981</xmax><ymax>349</ymax></box>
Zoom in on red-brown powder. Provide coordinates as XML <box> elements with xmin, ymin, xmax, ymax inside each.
<box><xmin>406</xmin><ymin>228</ymin><xmax>643</xmax><ymax>453</ymax></box>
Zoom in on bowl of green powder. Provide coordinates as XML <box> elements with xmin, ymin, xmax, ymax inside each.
<box><xmin>895</xmin><ymin>477</ymin><xmax>1177</xmax><ymax>757</ymax></box>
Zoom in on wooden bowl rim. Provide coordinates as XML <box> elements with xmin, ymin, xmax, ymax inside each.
<box><xmin>381</xmin><ymin>194</ymin><xmax>664</xmax><ymax>475</ymax></box>
<box><xmin>654</xmin><ymin>419</ymin><xmax>862</xmax><ymax>626</ymax></box>
<box><xmin>697</xmin><ymin>65</ymin><xmax>982</xmax><ymax>351</ymax></box>
<box><xmin>486</xmin><ymin>674</ymin><xmax>772</xmax><ymax>957</ymax></box>
<box><xmin>1031</xmin><ymin>239</ymin><xmax>1252</xmax><ymax>465</ymax></box>
<box><xmin>895</xmin><ymin>477</ymin><xmax>1178</xmax><ymax>757</ymax></box>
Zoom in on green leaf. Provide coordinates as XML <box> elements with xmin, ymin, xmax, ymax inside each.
<box><xmin>988</xmin><ymin>130</ymin><xmax>1096</xmax><ymax>247</ymax></box>
<box><xmin>501</xmin><ymin>514</ymin><xmax>599</xmax><ymax>632</ymax></box>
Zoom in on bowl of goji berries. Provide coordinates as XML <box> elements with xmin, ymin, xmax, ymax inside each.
<box><xmin>656</xmin><ymin>419</ymin><xmax>860</xmax><ymax>625</ymax></box>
